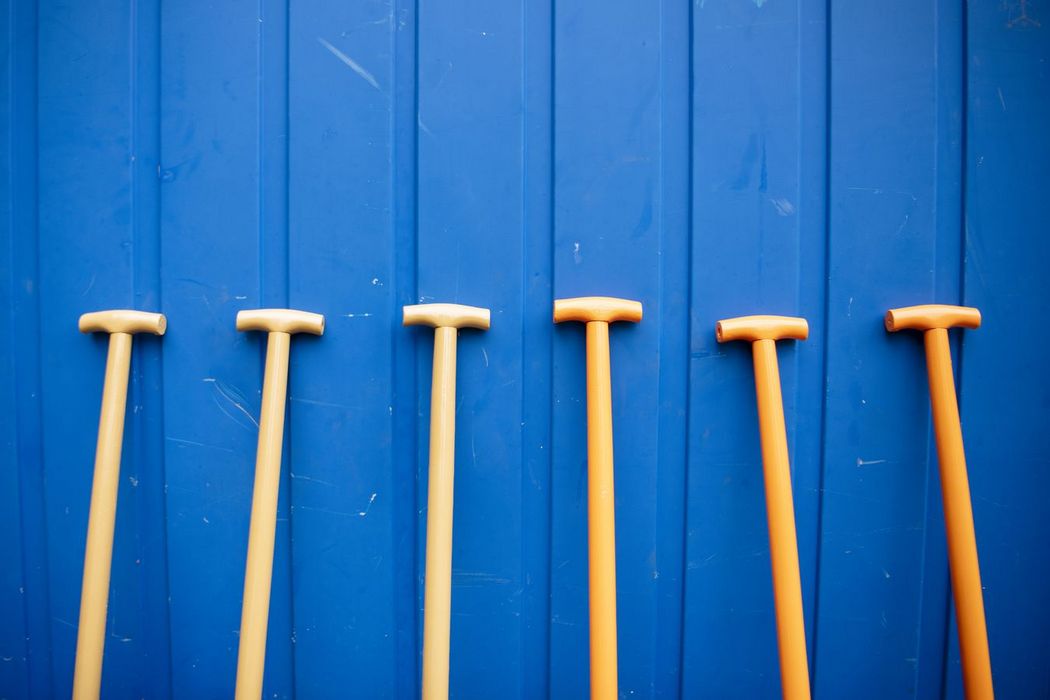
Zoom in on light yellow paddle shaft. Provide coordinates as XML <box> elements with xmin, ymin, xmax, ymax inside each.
<box><xmin>403</xmin><ymin>303</ymin><xmax>489</xmax><ymax>700</ymax></box>
<box><xmin>73</xmin><ymin>310</ymin><xmax>165</xmax><ymax>700</ymax></box>
<box><xmin>233</xmin><ymin>309</ymin><xmax>323</xmax><ymax>700</ymax></box>
<box><xmin>235</xmin><ymin>331</ymin><xmax>290</xmax><ymax>700</ymax></box>
<box><xmin>422</xmin><ymin>326</ymin><xmax>457</xmax><ymax>700</ymax></box>
<box><xmin>73</xmin><ymin>333</ymin><xmax>131</xmax><ymax>700</ymax></box>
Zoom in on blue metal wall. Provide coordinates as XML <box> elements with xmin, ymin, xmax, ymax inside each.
<box><xmin>1</xmin><ymin>0</ymin><xmax>1048</xmax><ymax>697</ymax></box>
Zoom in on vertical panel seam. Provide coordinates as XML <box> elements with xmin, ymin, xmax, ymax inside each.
<box><xmin>675</xmin><ymin>0</ymin><xmax>695</xmax><ymax>694</ymax></box>
<box><xmin>808</xmin><ymin>0</ymin><xmax>833</xmax><ymax>687</ymax></box>
<box><xmin>545</xmin><ymin>0</ymin><xmax>557</xmax><ymax>689</ymax></box>
<box><xmin>391</xmin><ymin>0</ymin><xmax>421</xmax><ymax>692</ymax></box>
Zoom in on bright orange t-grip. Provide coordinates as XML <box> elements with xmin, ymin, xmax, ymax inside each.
<box><xmin>716</xmin><ymin>314</ymin><xmax>811</xmax><ymax>700</ymax></box>
<box><xmin>404</xmin><ymin>303</ymin><xmax>490</xmax><ymax>700</ymax></box>
<box><xmin>554</xmin><ymin>295</ymin><xmax>642</xmax><ymax>700</ymax></box>
<box><xmin>886</xmin><ymin>304</ymin><xmax>993</xmax><ymax>699</ymax></box>
<box><xmin>73</xmin><ymin>310</ymin><xmax>166</xmax><ymax>700</ymax></box>
<box><xmin>234</xmin><ymin>309</ymin><xmax>324</xmax><ymax>700</ymax></box>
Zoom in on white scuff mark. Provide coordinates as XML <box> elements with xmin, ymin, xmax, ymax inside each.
<box><xmin>882</xmin><ymin>568</ymin><xmax>891</xmax><ymax>579</ymax></box>
<box><xmin>847</xmin><ymin>296</ymin><xmax>854</xmax><ymax>318</ymax></box>
<box><xmin>372</xmin><ymin>277</ymin><xmax>383</xmax><ymax>286</ymax></box>
<box><xmin>203</xmin><ymin>378</ymin><xmax>259</xmax><ymax>429</ymax></box>
<box><xmin>358</xmin><ymin>492</ymin><xmax>377</xmax><ymax>517</ymax></box>
<box><xmin>166</xmin><ymin>436</ymin><xmax>235</xmax><ymax>453</ymax></box>
<box><xmin>770</xmin><ymin>197</ymin><xmax>795</xmax><ymax>216</ymax></box>
<box><xmin>345</xmin><ymin>312</ymin><xmax>374</xmax><ymax>318</ymax></box>
<box><xmin>128</xmin><ymin>476</ymin><xmax>139</xmax><ymax>487</ymax></box>
<box><xmin>418</xmin><ymin>117</ymin><xmax>433</xmax><ymax>136</ymax></box>
<box><xmin>318</xmin><ymin>37</ymin><xmax>380</xmax><ymax>90</ymax></box>
<box><xmin>857</xmin><ymin>458</ymin><xmax>887</xmax><ymax>467</ymax></box>
<box><xmin>235</xmin><ymin>295</ymin><xmax>247</xmax><ymax>300</ymax></box>
<box><xmin>81</xmin><ymin>273</ymin><xmax>97</xmax><ymax>297</ymax></box>
<box><xmin>291</xmin><ymin>473</ymin><xmax>335</xmax><ymax>487</ymax></box>
<box><xmin>290</xmin><ymin>396</ymin><xmax>347</xmax><ymax>410</ymax></box>
<box><xmin>997</xmin><ymin>87</ymin><xmax>1007</xmax><ymax>111</ymax></box>
<box><xmin>481</xmin><ymin>347</ymin><xmax>489</xmax><ymax>367</ymax></box>
<box><xmin>453</xmin><ymin>570</ymin><xmax>512</xmax><ymax>585</ymax></box>
<box><xmin>754</xmin><ymin>0</ymin><xmax>767</xmax><ymax>6</ymax></box>
<box><xmin>573</xmin><ymin>241</ymin><xmax>582</xmax><ymax>264</ymax></box>
<box><xmin>202</xmin><ymin>516</ymin><xmax>210</xmax><ymax>524</ymax></box>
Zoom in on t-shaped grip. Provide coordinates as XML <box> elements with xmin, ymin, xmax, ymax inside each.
<box><xmin>403</xmin><ymin>303</ymin><xmax>490</xmax><ymax>330</ymax></box>
<box><xmin>716</xmin><ymin>315</ymin><xmax>808</xmax><ymax>343</ymax></box>
<box><xmin>553</xmin><ymin>296</ymin><xmax>643</xmax><ymax>324</ymax></box>
<box><xmin>885</xmin><ymin>304</ymin><xmax>981</xmax><ymax>333</ymax></box>
<box><xmin>236</xmin><ymin>308</ymin><xmax>325</xmax><ymax>335</ymax></box>
<box><xmin>79</xmin><ymin>310</ymin><xmax>166</xmax><ymax>336</ymax></box>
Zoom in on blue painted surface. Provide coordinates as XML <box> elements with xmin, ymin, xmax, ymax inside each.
<box><xmin>1</xmin><ymin>1</ymin><xmax>1048</xmax><ymax>697</ymax></box>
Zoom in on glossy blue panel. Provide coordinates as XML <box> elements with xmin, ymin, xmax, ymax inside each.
<box><xmin>815</xmin><ymin>2</ymin><xmax>964</xmax><ymax>697</ymax></box>
<box><xmin>955</xmin><ymin>3</ymin><xmax>1050</xmax><ymax>697</ymax></box>
<box><xmin>0</xmin><ymin>3</ymin><xmax>31</xmax><ymax>697</ymax></box>
<box><xmin>2</xmin><ymin>1</ymin><xmax>1047</xmax><ymax>698</ymax></box>
<box><xmin>682</xmin><ymin>1</ymin><xmax>825</xmax><ymax>697</ymax></box>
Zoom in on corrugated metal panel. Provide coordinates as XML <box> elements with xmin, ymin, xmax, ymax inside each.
<box><xmin>1</xmin><ymin>0</ymin><xmax>1047</xmax><ymax>697</ymax></box>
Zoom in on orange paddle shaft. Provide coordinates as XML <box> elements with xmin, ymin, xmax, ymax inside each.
<box><xmin>886</xmin><ymin>304</ymin><xmax>993</xmax><ymax>699</ymax></box>
<box><xmin>554</xmin><ymin>296</ymin><xmax>642</xmax><ymax>700</ymax></box>
<box><xmin>717</xmin><ymin>315</ymin><xmax>811</xmax><ymax>700</ymax></box>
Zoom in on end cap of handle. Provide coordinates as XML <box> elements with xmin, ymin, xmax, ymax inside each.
<box><xmin>716</xmin><ymin>315</ymin><xmax>808</xmax><ymax>343</ymax></box>
<box><xmin>553</xmin><ymin>296</ymin><xmax>643</xmax><ymax>324</ymax></box>
<box><xmin>403</xmin><ymin>303</ymin><xmax>490</xmax><ymax>330</ymax></box>
<box><xmin>236</xmin><ymin>309</ymin><xmax>325</xmax><ymax>335</ymax></box>
<box><xmin>885</xmin><ymin>304</ymin><xmax>981</xmax><ymax>332</ymax></box>
<box><xmin>79</xmin><ymin>310</ymin><xmax>166</xmax><ymax>335</ymax></box>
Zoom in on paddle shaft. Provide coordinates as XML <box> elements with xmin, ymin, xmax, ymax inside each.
<box><xmin>752</xmin><ymin>338</ymin><xmax>810</xmax><ymax>700</ymax></box>
<box><xmin>235</xmin><ymin>331</ymin><xmax>291</xmax><ymax>700</ymax></box>
<box><xmin>586</xmin><ymin>321</ymin><xmax>618</xmax><ymax>700</ymax></box>
<box><xmin>422</xmin><ymin>326</ymin><xmax>458</xmax><ymax>700</ymax></box>
<box><xmin>73</xmin><ymin>333</ymin><xmax>134</xmax><ymax>700</ymax></box>
<box><xmin>924</xmin><ymin>328</ymin><xmax>993</xmax><ymax>699</ymax></box>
